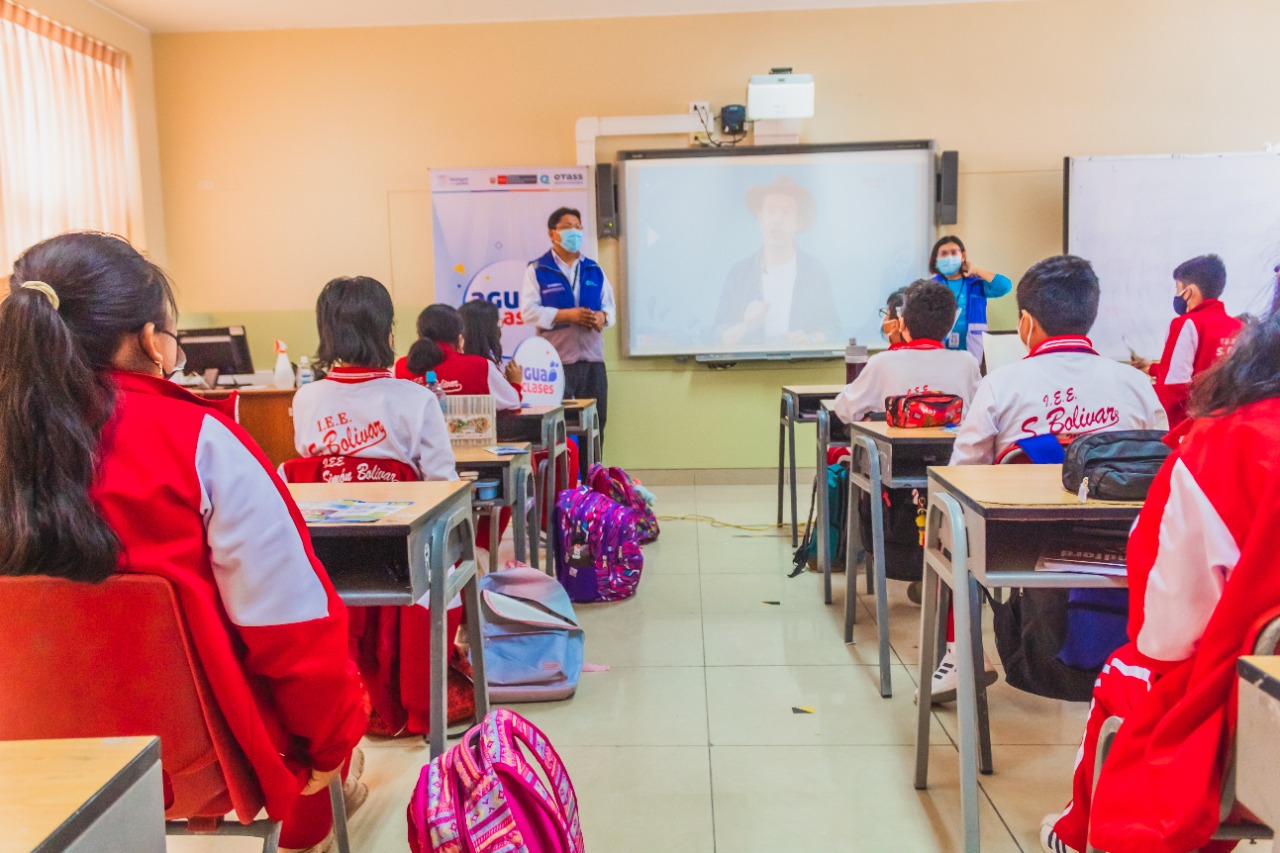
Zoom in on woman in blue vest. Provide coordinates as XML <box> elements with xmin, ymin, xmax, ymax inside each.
<box><xmin>928</xmin><ymin>235</ymin><xmax>1013</xmax><ymax>361</ymax></box>
<box><xmin>520</xmin><ymin>206</ymin><xmax>616</xmax><ymax>438</ymax></box>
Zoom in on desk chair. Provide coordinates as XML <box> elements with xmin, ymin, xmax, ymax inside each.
<box><xmin>1085</xmin><ymin>616</ymin><xmax>1280</xmax><ymax>853</ymax></box>
<box><xmin>0</xmin><ymin>574</ymin><xmax>350</xmax><ymax>853</ymax></box>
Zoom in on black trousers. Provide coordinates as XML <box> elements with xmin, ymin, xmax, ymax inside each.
<box><xmin>563</xmin><ymin>360</ymin><xmax>608</xmax><ymax>443</ymax></box>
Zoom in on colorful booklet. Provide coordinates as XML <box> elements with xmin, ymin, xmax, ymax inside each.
<box><xmin>296</xmin><ymin>499</ymin><xmax>411</xmax><ymax>523</ymax></box>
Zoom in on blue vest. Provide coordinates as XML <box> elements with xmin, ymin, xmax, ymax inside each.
<box><xmin>532</xmin><ymin>250</ymin><xmax>604</xmax><ymax>313</ymax></box>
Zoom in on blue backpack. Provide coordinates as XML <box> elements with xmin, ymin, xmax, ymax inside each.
<box><xmin>478</xmin><ymin>565</ymin><xmax>584</xmax><ymax>703</ymax></box>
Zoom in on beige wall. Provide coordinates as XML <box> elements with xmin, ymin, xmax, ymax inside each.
<box><xmin>152</xmin><ymin>0</ymin><xmax>1280</xmax><ymax>469</ymax></box>
<box><xmin>22</xmin><ymin>0</ymin><xmax>167</xmax><ymax>262</ymax></box>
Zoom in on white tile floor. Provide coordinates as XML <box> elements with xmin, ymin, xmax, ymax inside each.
<box><xmin>171</xmin><ymin>482</ymin><xmax>1101</xmax><ymax>853</ymax></box>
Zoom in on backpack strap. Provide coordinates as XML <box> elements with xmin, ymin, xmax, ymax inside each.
<box><xmin>497</xmin><ymin>710</ymin><xmax>586</xmax><ymax>852</ymax></box>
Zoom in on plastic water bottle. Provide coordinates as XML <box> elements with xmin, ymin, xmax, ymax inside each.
<box><xmin>297</xmin><ymin>356</ymin><xmax>314</xmax><ymax>387</ymax></box>
<box><xmin>425</xmin><ymin>371</ymin><xmax>448</xmax><ymax>404</ymax></box>
<box><xmin>845</xmin><ymin>338</ymin><xmax>868</xmax><ymax>383</ymax></box>
<box><xmin>272</xmin><ymin>340</ymin><xmax>294</xmax><ymax>389</ymax></box>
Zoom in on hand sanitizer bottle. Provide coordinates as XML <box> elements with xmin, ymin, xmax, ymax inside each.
<box><xmin>297</xmin><ymin>356</ymin><xmax>314</xmax><ymax>386</ymax></box>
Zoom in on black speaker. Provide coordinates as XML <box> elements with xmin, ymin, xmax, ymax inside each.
<box><xmin>595</xmin><ymin>162</ymin><xmax>618</xmax><ymax>238</ymax></box>
<box><xmin>937</xmin><ymin>150</ymin><xmax>959</xmax><ymax>225</ymax></box>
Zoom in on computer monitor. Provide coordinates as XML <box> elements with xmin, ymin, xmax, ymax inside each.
<box><xmin>178</xmin><ymin>326</ymin><xmax>255</xmax><ymax>387</ymax></box>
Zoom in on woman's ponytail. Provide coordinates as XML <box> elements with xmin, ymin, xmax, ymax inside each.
<box><xmin>406</xmin><ymin>304</ymin><xmax>464</xmax><ymax>376</ymax></box>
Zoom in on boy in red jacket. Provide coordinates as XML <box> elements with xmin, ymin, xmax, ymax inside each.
<box><xmin>1132</xmin><ymin>254</ymin><xmax>1242</xmax><ymax>429</ymax></box>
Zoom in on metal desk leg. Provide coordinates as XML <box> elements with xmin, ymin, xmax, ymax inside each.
<box><xmin>488</xmin><ymin>507</ymin><xmax>500</xmax><ymax>572</ymax></box>
<box><xmin>788</xmin><ymin>396</ymin><xmax>799</xmax><ymax>547</ymax></box>
<box><xmin>777</xmin><ymin>396</ymin><xmax>787</xmax><ymax>531</ymax></box>
<box><xmin>915</xmin><ymin>535</ymin><xmax>942</xmax><ymax>790</ymax></box>
<box><xmin>843</xmin><ymin>456</ymin><xmax>861</xmax><ymax>642</ymax></box>
<box><xmin>538</xmin><ymin>457</ymin><xmax>553</xmax><ymax>574</ymax></box>
<box><xmin>816</xmin><ymin>409</ymin><xmax>832</xmax><ymax>604</ymax></box>
<box><xmin>862</xmin><ymin>438</ymin><xmax>893</xmax><ymax>697</ymax></box>
<box><xmin>513</xmin><ymin>465</ymin><xmax>529</xmax><ymax>565</ymax></box>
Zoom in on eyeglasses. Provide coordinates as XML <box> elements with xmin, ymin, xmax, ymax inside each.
<box><xmin>155</xmin><ymin>329</ymin><xmax>186</xmax><ymax>366</ymax></box>
<box><xmin>878</xmin><ymin>307</ymin><xmax>903</xmax><ymax>320</ymax></box>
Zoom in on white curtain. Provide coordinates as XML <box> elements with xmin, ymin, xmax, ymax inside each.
<box><xmin>0</xmin><ymin>0</ymin><xmax>142</xmax><ymax>268</ymax></box>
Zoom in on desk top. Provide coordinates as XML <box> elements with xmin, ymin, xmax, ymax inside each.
<box><xmin>453</xmin><ymin>442</ymin><xmax>531</xmax><ymax>465</ymax></box>
<box><xmin>192</xmin><ymin>387</ymin><xmax>296</xmax><ymax>398</ymax></box>
<box><xmin>561</xmin><ymin>398</ymin><xmax>596</xmax><ymax>410</ymax></box>
<box><xmin>0</xmin><ymin>736</ymin><xmax>160</xmax><ymax>853</ymax></box>
<box><xmin>929</xmin><ymin>464</ymin><xmax>1143</xmax><ymax>521</ymax></box>
<box><xmin>288</xmin><ymin>481</ymin><xmax>471</xmax><ymax>534</ymax></box>
<box><xmin>503</xmin><ymin>405</ymin><xmax>564</xmax><ymax>419</ymax></box>
<box><xmin>783</xmin><ymin>384</ymin><xmax>845</xmax><ymax>397</ymax></box>
<box><xmin>848</xmin><ymin>420</ymin><xmax>957</xmax><ymax>444</ymax></box>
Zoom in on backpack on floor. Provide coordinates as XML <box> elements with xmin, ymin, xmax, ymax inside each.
<box><xmin>553</xmin><ymin>487</ymin><xmax>644</xmax><ymax>603</ymax></box>
<box><xmin>408</xmin><ymin>708</ymin><xmax>585</xmax><ymax>853</ymax></box>
<box><xmin>799</xmin><ymin>460</ymin><xmax>850</xmax><ymax>571</ymax></box>
<box><xmin>857</xmin><ymin>486</ymin><xmax>927</xmax><ymax>582</ymax></box>
<box><xmin>479</xmin><ymin>565</ymin><xmax>584</xmax><ymax>703</ymax></box>
<box><xmin>586</xmin><ymin>464</ymin><xmax>660</xmax><ymax>543</ymax></box>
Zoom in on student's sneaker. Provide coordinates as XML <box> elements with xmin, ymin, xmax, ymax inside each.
<box><xmin>1040</xmin><ymin>813</ymin><xmax>1080</xmax><ymax>853</ymax></box>
<box><xmin>344</xmin><ymin>746</ymin><xmax>368</xmax><ymax>815</ymax></box>
<box><xmin>916</xmin><ymin>648</ymin><xmax>999</xmax><ymax>704</ymax></box>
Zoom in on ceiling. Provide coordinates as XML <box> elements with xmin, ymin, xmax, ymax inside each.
<box><xmin>92</xmin><ymin>0</ymin><xmax>1029</xmax><ymax>34</ymax></box>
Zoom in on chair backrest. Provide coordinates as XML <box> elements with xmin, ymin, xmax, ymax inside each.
<box><xmin>281</xmin><ymin>454</ymin><xmax>419</xmax><ymax>484</ymax></box>
<box><xmin>0</xmin><ymin>574</ymin><xmax>262</xmax><ymax>820</ymax></box>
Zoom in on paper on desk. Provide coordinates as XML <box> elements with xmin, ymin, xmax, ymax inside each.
<box><xmin>485</xmin><ymin>445</ymin><xmax>527</xmax><ymax>455</ymax></box>
<box><xmin>297</xmin><ymin>499</ymin><xmax>412</xmax><ymax>523</ymax></box>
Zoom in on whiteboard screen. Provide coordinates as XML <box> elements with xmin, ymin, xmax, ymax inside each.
<box><xmin>619</xmin><ymin>143</ymin><xmax>935</xmax><ymax>358</ymax></box>
<box><xmin>1067</xmin><ymin>153</ymin><xmax>1280</xmax><ymax>360</ymax></box>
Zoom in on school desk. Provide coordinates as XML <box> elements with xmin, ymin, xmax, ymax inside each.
<box><xmin>288</xmin><ymin>480</ymin><xmax>490</xmax><ymax>756</ymax></box>
<box><xmin>453</xmin><ymin>442</ymin><xmax>536</xmax><ymax>570</ymax></box>
<box><xmin>912</xmin><ymin>464</ymin><xmax>1139</xmax><ymax>853</ymax></box>
<box><xmin>562</xmin><ymin>398</ymin><xmax>602</xmax><ymax>474</ymax></box>
<box><xmin>843</xmin><ymin>421</ymin><xmax>955</xmax><ymax>697</ymax></box>
<box><xmin>0</xmin><ymin>736</ymin><xmax>164</xmax><ymax>853</ymax></box>
<box><xmin>814</xmin><ymin>400</ymin><xmax>851</xmax><ymax>604</ymax></box>
<box><xmin>779</xmin><ymin>385</ymin><xmax>845</xmax><ymax>547</ymax></box>
<box><xmin>1236</xmin><ymin>655</ymin><xmax>1280</xmax><ymax>838</ymax></box>
<box><xmin>498</xmin><ymin>405</ymin><xmax>569</xmax><ymax>565</ymax></box>
<box><xmin>195</xmin><ymin>387</ymin><xmax>299</xmax><ymax>468</ymax></box>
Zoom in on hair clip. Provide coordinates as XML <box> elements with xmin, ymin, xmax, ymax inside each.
<box><xmin>20</xmin><ymin>281</ymin><xmax>60</xmax><ymax>311</ymax></box>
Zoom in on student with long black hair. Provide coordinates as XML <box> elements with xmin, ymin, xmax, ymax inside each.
<box><xmin>1042</xmin><ymin>280</ymin><xmax>1280</xmax><ymax>853</ymax></box>
<box><xmin>394</xmin><ymin>303</ymin><xmax>521</xmax><ymax>410</ymax></box>
<box><xmin>459</xmin><ymin>297</ymin><xmax>524</xmax><ymax>391</ymax></box>
<box><xmin>0</xmin><ymin>232</ymin><xmax>366</xmax><ymax>853</ymax></box>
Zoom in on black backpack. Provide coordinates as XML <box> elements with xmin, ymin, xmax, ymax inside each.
<box><xmin>1062</xmin><ymin>430</ymin><xmax>1171</xmax><ymax>501</ymax></box>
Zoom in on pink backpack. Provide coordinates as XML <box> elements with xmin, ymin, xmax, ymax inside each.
<box><xmin>554</xmin><ymin>487</ymin><xmax>644</xmax><ymax>603</ymax></box>
<box><xmin>408</xmin><ymin>709</ymin><xmax>584</xmax><ymax>853</ymax></box>
<box><xmin>586</xmin><ymin>464</ymin><xmax>659</xmax><ymax>544</ymax></box>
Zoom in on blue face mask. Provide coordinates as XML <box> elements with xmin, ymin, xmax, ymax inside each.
<box><xmin>557</xmin><ymin>228</ymin><xmax>584</xmax><ymax>253</ymax></box>
<box><xmin>936</xmin><ymin>255</ymin><xmax>962</xmax><ymax>277</ymax></box>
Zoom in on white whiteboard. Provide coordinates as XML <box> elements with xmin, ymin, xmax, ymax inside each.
<box><xmin>1066</xmin><ymin>152</ymin><xmax>1280</xmax><ymax>360</ymax></box>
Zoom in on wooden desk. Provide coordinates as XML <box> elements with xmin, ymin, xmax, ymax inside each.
<box><xmin>0</xmin><ymin>736</ymin><xmax>164</xmax><ymax>853</ymax></box>
<box><xmin>195</xmin><ymin>387</ymin><xmax>298</xmax><ymax>468</ymax></box>
<box><xmin>562</xmin><ymin>398</ymin><xmax>602</xmax><ymax>474</ymax></box>
<box><xmin>813</xmin><ymin>399</ymin><xmax>851</xmax><ymax>604</ymax></box>
<box><xmin>454</xmin><ymin>443</ymin><xmax>535</xmax><ymax>569</ymax></box>
<box><xmin>914</xmin><ymin>465</ymin><xmax>1140</xmax><ymax>853</ymax></box>
<box><xmin>498</xmin><ymin>406</ymin><xmax>568</xmax><ymax>567</ymax></box>
<box><xmin>1236</xmin><ymin>655</ymin><xmax>1280</xmax><ymax>836</ymax></box>
<box><xmin>844</xmin><ymin>421</ymin><xmax>956</xmax><ymax>696</ymax></box>
<box><xmin>288</xmin><ymin>480</ymin><xmax>490</xmax><ymax>756</ymax></box>
<box><xmin>779</xmin><ymin>384</ymin><xmax>845</xmax><ymax>546</ymax></box>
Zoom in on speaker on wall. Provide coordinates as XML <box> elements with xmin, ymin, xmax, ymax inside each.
<box><xmin>937</xmin><ymin>150</ymin><xmax>959</xmax><ymax>225</ymax></box>
<box><xmin>595</xmin><ymin>162</ymin><xmax>619</xmax><ymax>238</ymax></box>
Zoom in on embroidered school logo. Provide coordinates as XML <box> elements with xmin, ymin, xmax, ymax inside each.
<box><xmin>309</xmin><ymin>412</ymin><xmax>388</xmax><ymax>456</ymax></box>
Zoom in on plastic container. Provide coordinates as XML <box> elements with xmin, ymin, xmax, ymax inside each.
<box><xmin>297</xmin><ymin>356</ymin><xmax>314</xmax><ymax>386</ymax></box>
<box><xmin>424</xmin><ymin>371</ymin><xmax>448</xmax><ymax>404</ymax></box>
<box><xmin>845</xmin><ymin>338</ymin><xmax>868</xmax><ymax>383</ymax></box>
<box><xmin>443</xmin><ymin>394</ymin><xmax>497</xmax><ymax>447</ymax></box>
<box><xmin>272</xmin><ymin>340</ymin><xmax>294</xmax><ymax>389</ymax></box>
<box><xmin>473</xmin><ymin>478</ymin><xmax>500</xmax><ymax>501</ymax></box>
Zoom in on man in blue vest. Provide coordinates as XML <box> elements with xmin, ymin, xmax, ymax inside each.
<box><xmin>520</xmin><ymin>206</ymin><xmax>617</xmax><ymax>439</ymax></box>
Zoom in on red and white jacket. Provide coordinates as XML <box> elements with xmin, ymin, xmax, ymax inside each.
<box><xmin>292</xmin><ymin>366</ymin><xmax>457</xmax><ymax>482</ymax></box>
<box><xmin>1088</xmin><ymin>398</ymin><xmax>1280</xmax><ymax>852</ymax></box>
<box><xmin>393</xmin><ymin>343</ymin><xmax>521</xmax><ymax>411</ymax></box>
<box><xmin>950</xmin><ymin>336</ymin><xmax>1167</xmax><ymax>465</ymax></box>
<box><xmin>832</xmin><ymin>339</ymin><xmax>981</xmax><ymax>424</ymax></box>
<box><xmin>1151</xmin><ymin>299</ymin><xmax>1242</xmax><ymax>429</ymax></box>
<box><xmin>92</xmin><ymin>371</ymin><xmax>365</xmax><ymax>821</ymax></box>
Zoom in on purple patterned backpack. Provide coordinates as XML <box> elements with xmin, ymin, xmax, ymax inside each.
<box><xmin>553</xmin><ymin>486</ymin><xmax>644</xmax><ymax>603</ymax></box>
<box><xmin>586</xmin><ymin>464</ymin><xmax>660</xmax><ymax>544</ymax></box>
<box><xmin>408</xmin><ymin>708</ymin><xmax>584</xmax><ymax>853</ymax></box>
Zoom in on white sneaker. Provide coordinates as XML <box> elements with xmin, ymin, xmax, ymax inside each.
<box><xmin>924</xmin><ymin>648</ymin><xmax>998</xmax><ymax>705</ymax></box>
<box><xmin>1040</xmin><ymin>813</ymin><xmax>1080</xmax><ymax>853</ymax></box>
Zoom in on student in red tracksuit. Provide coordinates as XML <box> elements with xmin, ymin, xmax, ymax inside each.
<box><xmin>1041</xmin><ymin>281</ymin><xmax>1280</xmax><ymax>853</ymax></box>
<box><xmin>0</xmin><ymin>233</ymin><xmax>366</xmax><ymax>853</ymax></box>
<box><xmin>1131</xmin><ymin>254</ymin><xmax>1242</xmax><ymax>429</ymax></box>
<box><xmin>292</xmin><ymin>277</ymin><xmax>468</xmax><ymax>739</ymax></box>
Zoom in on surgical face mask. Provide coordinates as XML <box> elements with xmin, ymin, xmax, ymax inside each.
<box><xmin>1173</xmin><ymin>291</ymin><xmax>1189</xmax><ymax>315</ymax></box>
<box><xmin>557</xmin><ymin>228</ymin><xmax>584</xmax><ymax>253</ymax></box>
<box><xmin>1017</xmin><ymin>313</ymin><xmax>1032</xmax><ymax>354</ymax></box>
<box><xmin>936</xmin><ymin>255</ymin><xmax>963</xmax><ymax>277</ymax></box>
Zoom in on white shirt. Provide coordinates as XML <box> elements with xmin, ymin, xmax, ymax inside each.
<box><xmin>484</xmin><ymin>361</ymin><xmax>522</xmax><ymax>410</ymax></box>
<box><xmin>833</xmin><ymin>343</ymin><xmax>982</xmax><ymax>424</ymax></box>
<box><xmin>760</xmin><ymin>255</ymin><xmax>797</xmax><ymax>339</ymax></box>
<box><xmin>520</xmin><ymin>251</ymin><xmax>617</xmax><ymax>331</ymax></box>
<box><xmin>292</xmin><ymin>368</ymin><xmax>458</xmax><ymax>482</ymax></box>
<box><xmin>950</xmin><ymin>337</ymin><xmax>1168</xmax><ymax>466</ymax></box>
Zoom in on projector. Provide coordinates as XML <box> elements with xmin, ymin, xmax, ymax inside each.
<box><xmin>747</xmin><ymin>70</ymin><xmax>815</xmax><ymax>121</ymax></box>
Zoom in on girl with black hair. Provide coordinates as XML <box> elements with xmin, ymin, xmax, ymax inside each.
<box><xmin>459</xmin><ymin>298</ymin><xmax>525</xmax><ymax>390</ymax></box>
<box><xmin>394</xmin><ymin>303</ymin><xmax>521</xmax><ymax>410</ymax></box>
<box><xmin>0</xmin><ymin>233</ymin><xmax>366</xmax><ymax>853</ymax></box>
<box><xmin>292</xmin><ymin>277</ymin><xmax>456</xmax><ymax>481</ymax></box>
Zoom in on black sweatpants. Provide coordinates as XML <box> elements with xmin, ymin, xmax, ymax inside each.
<box><xmin>563</xmin><ymin>360</ymin><xmax>608</xmax><ymax>444</ymax></box>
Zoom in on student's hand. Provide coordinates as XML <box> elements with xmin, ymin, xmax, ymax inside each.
<box><xmin>1129</xmin><ymin>355</ymin><xmax>1152</xmax><ymax>374</ymax></box>
<box><xmin>300</xmin><ymin>764</ymin><xmax>343</xmax><ymax>796</ymax></box>
<box><xmin>504</xmin><ymin>359</ymin><xmax>523</xmax><ymax>385</ymax></box>
<box><xmin>744</xmin><ymin>300</ymin><xmax>770</xmax><ymax>328</ymax></box>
